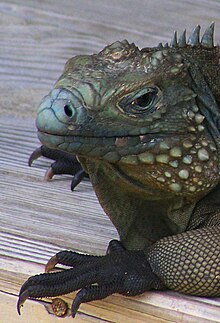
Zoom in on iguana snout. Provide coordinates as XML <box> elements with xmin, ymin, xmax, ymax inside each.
<box><xmin>37</xmin><ymin>88</ymin><xmax>87</xmax><ymax>134</ymax></box>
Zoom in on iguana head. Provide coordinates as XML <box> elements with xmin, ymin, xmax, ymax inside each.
<box><xmin>37</xmin><ymin>24</ymin><xmax>219</xmax><ymax>198</ymax></box>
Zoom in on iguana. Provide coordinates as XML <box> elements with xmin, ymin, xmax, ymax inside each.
<box><xmin>18</xmin><ymin>24</ymin><xmax>220</xmax><ymax>318</ymax></box>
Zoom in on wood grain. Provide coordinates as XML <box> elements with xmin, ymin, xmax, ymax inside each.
<box><xmin>1</xmin><ymin>0</ymin><xmax>220</xmax><ymax>118</ymax></box>
<box><xmin>1</xmin><ymin>0</ymin><xmax>220</xmax><ymax>322</ymax></box>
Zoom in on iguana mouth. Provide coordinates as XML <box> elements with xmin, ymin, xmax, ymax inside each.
<box><xmin>38</xmin><ymin>129</ymin><xmax>184</xmax><ymax>164</ymax></box>
<box><xmin>38</xmin><ymin>130</ymin><xmax>180</xmax><ymax>145</ymax></box>
<box><xmin>38</xmin><ymin>129</ymin><xmax>181</xmax><ymax>140</ymax></box>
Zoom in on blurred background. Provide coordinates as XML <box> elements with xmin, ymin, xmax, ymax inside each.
<box><xmin>0</xmin><ymin>0</ymin><xmax>220</xmax><ymax>118</ymax></box>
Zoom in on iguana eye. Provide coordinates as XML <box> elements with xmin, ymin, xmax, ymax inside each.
<box><xmin>118</xmin><ymin>87</ymin><xmax>158</xmax><ymax>115</ymax></box>
<box><xmin>131</xmin><ymin>91</ymin><xmax>156</xmax><ymax>108</ymax></box>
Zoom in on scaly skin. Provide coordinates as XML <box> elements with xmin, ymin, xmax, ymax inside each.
<box><xmin>18</xmin><ymin>24</ymin><xmax>220</xmax><ymax>318</ymax></box>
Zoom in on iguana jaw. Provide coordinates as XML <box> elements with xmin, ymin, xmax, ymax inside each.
<box><xmin>37</xmin><ymin>125</ymin><xmax>219</xmax><ymax>198</ymax></box>
<box><xmin>37</xmin><ymin>129</ymin><xmax>182</xmax><ymax>163</ymax></box>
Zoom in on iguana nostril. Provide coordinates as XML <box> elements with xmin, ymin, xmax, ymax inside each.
<box><xmin>64</xmin><ymin>104</ymin><xmax>75</xmax><ymax>118</ymax></box>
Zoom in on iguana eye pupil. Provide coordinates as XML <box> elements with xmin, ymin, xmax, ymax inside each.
<box><xmin>118</xmin><ymin>87</ymin><xmax>158</xmax><ymax>115</ymax></box>
<box><xmin>133</xmin><ymin>92</ymin><xmax>155</xmax><ymax>108</ymax></box>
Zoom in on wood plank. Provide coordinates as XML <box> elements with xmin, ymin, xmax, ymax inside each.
<box><xmin>1</xmin><ymin>292</ymin><xmax>103</xmax><ymax>323</ymax></box>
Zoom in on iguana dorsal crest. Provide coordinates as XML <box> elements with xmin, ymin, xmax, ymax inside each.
<box><xmin>170</xmin><ymin>23</ymin><xmax>215</xmax><ymax>48</ymax></box>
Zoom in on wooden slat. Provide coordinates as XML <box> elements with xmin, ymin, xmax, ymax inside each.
<box><xmin>1</xmin><ymin>267</ymin><xmax>220</xmax><ymax>323</ymax></box>
<box><xmin>1</xmin><ymin>292</ymin><xmax>102</xmax><ymax>323</ymax></box>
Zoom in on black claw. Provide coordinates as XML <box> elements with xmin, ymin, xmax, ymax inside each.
<box><xmin>44</xmin><ymin>167</ymin><xmax>54</xmax><ymax>181</ymax></box>
<box><xmin>17</xmin><ymin>290</ymin><xmax>30</xmax><ymax>315</ymax></box>
<box><xmin>45</xmin><ymin>254</ymin><xmax>59</xmax><ymax>273</ymax></box>
<box><xmin>71</xmin><ymin>283</ymin><xmax>119</xmax><ymax>318</ymax></box>
<box><xmin>29</xmin><ymin>145</ymin><xmax>88</xmax><ymax>190</ymax></box>
<box><xmin>71</xmin><ymin>170</ymin><xmax>87</xmax><ymax>191</ymax></box>
<box><xmin>28</xmin><ymin>147</ymin><xmax>42</xmax><ymax>166</ymax></box>
<box><xmin>71</xmin><ymin>292</ymin><xmax>83</xmax><ymax>318</ymax></box>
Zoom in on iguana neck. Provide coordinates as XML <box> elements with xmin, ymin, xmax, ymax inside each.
<box><xmin>79</xmin><ymin>156</ymin><xmax>196</xmax><ymax>249</ymax></box>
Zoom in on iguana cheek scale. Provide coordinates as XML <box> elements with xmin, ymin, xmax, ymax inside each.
<box><xmin>18</xmin><ymin>24</ymin><xmax>220</xmax><ymax>318</ymax></box>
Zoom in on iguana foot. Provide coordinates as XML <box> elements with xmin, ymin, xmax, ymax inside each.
<box><xmin>17</xmin><ymin>240</ymin><xmax>163</xmax><ymax>318</ymax></box>
<box><xmin>29</xmin><ymin>145</ymin><xmax>87</xmax><ymax>190</ymax></box>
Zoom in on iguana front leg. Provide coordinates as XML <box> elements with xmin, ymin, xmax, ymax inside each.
<box><xmin>17</xmin><ymin>240</ymin><xmax>163</xmax><ymax>318</ymax></box>
<box><xmin>148</xmin><ymin>225</ymin><xmax>220</xmax><ymax>296</ymax></box>
<box><xmin>17</xmin><ymin>225</ymin><xmax>220</xmax><ymax>317</ymax></box>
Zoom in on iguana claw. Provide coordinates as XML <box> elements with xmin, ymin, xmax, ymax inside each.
<box><xmin>44</xmin><ymin>167</ymin><xmax>54</xmax><ymax>181</ymax></box>
<box><xmin>17</xmin><ymin>290</ymin><xmax>29</xmax><ymax>315</ymax></box>
<box><xmin>28</xmin><ymin>147</ymin><xmax>42</xmax><ymax>166</ymax></box>
<box><xmin>28</xmin><ymin>145</ymin><xmax>88</xmax><ymax>189</ymax></box>
<box><xmin>17</xmin><ymin>240</ymin><xmax>163</xmax><ymax>318</ymax></box>
<box><xmin>45</xmin><ymin>254</ymin><xmax>59</xmax><ymax>273</ymax></box>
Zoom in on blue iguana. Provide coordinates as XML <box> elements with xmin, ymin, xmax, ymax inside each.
<box><xmin>18</xmin><ymin>24</ymin><xmax>220</xmax><ymax>318</ymax></box>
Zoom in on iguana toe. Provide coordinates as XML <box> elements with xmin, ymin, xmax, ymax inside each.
<box><xmin>28</xmin><ymin>145</ymin><xmax>87</xmax><ymax>189</ymax></box>
<box><xmin>17</xmin><ymin>240</ymin><xmax>163</xmax><ymax>318</ymax></box>
<box><xmin>28</xmin><ymin>147</ymin><xmax>42</xmax><ymax>166</ymax></box>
